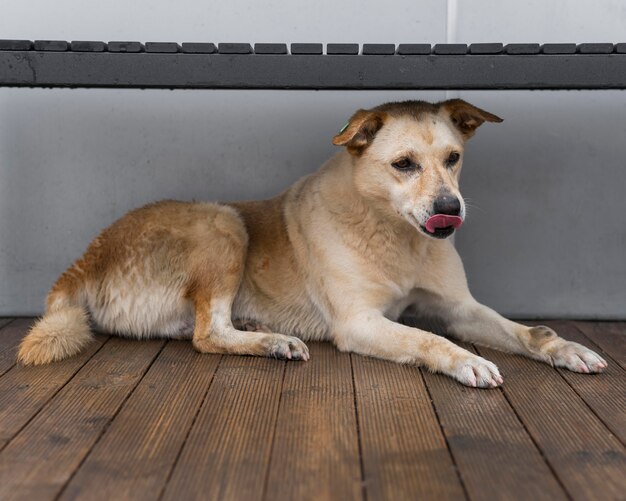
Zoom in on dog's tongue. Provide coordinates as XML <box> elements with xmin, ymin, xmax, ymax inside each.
<box><xmin>425</xmin><ymin>214</ymin><xmax>463</xmax><ymax>233</ymax></box>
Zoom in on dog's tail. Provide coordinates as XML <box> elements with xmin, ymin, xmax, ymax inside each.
<box><xmin>18</xmin><ymin>268</ymin><xmax>93</xmax><ymax>365</ymax></box>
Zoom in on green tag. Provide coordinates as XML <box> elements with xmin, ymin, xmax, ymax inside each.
<box><xmin>339</xmin><ymin>122</ymin><xmax>349</xmax><ymax>134</ymax></box>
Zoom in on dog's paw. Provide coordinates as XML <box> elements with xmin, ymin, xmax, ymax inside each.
<box><xmin>266</xmin><ymin>334</ymin><xmax>310</xmax><ymax>361</ymax></box>
<box><xmin>453</xmin><ymin>355</ymin><xmax>503</xmax><ymax>388</ymax></box>
<box><xmin>546</xmin><ymin>339</ymin><xmax>607</xmax><ymax>373</ymax></box>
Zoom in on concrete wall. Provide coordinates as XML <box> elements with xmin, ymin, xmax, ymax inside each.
<box><xmin>1</xmin><ymin>0</ymin><xmax>624</xmax><ymax>318</ymax></box>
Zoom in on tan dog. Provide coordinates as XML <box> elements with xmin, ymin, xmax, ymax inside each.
<box><xmin>18</xmin><ymin>99</ymin><xmax>607</xmax><ymax>388</ymax></box>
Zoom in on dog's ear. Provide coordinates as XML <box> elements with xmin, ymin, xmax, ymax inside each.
<box><xmin>332</xmin><ymin>109</ymin><xmax>387</xmax><ymax>156</ymax></box>
<box><xmin>440</xmin><ymin>99</ymin><xmax>503</xmax><ymax>139</ymax></box>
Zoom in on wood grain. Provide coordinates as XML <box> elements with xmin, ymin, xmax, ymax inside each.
<box><xmin>59</xmin><ymin>341</ymin><xmax>220</xmax><ymax>501</ymax></box>
<box><xmin>0</xmin><ymin>319</ymin><xmax>624</xmax><ymax>499</ymax></box>
<box><xmin>0</xmin><ymin>318</ymin><xmax>14</xmax><ymax>330</ymax></box>
<box><xmin>0</xmin><ymin>334</ymin><xmax>107</xmax><ymax>450</ymax></box>
<box><xmin>476</xmin><ymin>343</ymin><xmax>626</xmax><ymax>501</ymax></box>
<box><xmin>574</xmin><ymin>321</ymin><xmax>626</xmax><ymax>370</ymax></box>
<box><xmin>0</xmin><ymin>337</ymin><xmax>163</xmax><ymax>501</ymax></box>
<box><xmin>423</xmin><ymin>343</ymin><xmax>566</xmax><ymax>501</ymax></box>
<box><xmin>265</xmin><ymin>342</ymin><xmax>362</xmax><ymax>501</ymax></box>
<box><xmin>0</xmin><ymin>318</ymin><xmax>34</xmax><ymax>377</ymax></box>
<box><xmin>544</xmin><ymin>321</ymin><xmax>626</xmax><ymax>445</ymax></box>
<box><xmin>352</xmin><ymin>354</ymin><xmax>465</xmax><ymax>500</ymax></box>
<box><xmin>162</xmin><ymin>354</ymin><xmax>284</xmax><ymax>501</ymax></box>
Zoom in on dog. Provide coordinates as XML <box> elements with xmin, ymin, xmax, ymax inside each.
<box><xmin>18</xmin><ymin>99</ymin><xmax>607</xmax><ymax>388</ymax></box>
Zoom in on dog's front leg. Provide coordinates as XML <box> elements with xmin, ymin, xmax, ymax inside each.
<box><xmin>410</xmin><ymin>241</ymin><xmax>607</xmax><ymax>374</ymax></box>
<box><xmin>333</xmin><ymin>311</ymin><xmax>502</xmax><ymax>388</ymax></box>
<box><xmin>410</xmin><ymin>291</ymin><xmax>607</xmax><ymax>374</ymax></box>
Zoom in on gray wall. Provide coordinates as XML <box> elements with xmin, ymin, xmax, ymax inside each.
<box><xmin>1</xmin><ymin>0</ymin><xmax>625</xmax><ymax>318</ymax></box>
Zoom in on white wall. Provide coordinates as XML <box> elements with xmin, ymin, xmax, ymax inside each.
<box><xmin>0</xmin><ymin>0</ymin><xmax>624</xmax><ymax>318</ymax></box>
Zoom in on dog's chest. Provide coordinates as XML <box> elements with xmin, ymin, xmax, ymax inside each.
<box><xmin>324</xmin><ymin>239</ymin><xmax>424</xmax><ymax>323</ymax></box>
<box><xmin>369</xmin><ymin>238</ymin><xmax>425</xmax><ymax>295</ymax></box>
<box><xmin>375</xmin><ymin>253</ymin><xmax>430</xmax><ymax>322</ymax></box>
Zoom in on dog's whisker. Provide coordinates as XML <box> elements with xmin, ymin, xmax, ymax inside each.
<box><xmin>463</xmin><ymin>198</ymin><xmax>486</xmax><ymax>214</ymax></box>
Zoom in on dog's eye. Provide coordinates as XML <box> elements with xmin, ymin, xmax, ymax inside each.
<box><xmin>392</xmin><ymin>158</ymin><xmax>418</xmax><ymax>171</ymax></box>
<box><xmin>446</xmin><ymin>152</ymin><xmax>461</xmax><ymax>167</ymax></box>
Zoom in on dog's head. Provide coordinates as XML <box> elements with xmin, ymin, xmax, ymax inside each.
<box><xmin>332</xmin><ymin>99</ymin><xmax>502</xmax><ymax>239</ymax></box>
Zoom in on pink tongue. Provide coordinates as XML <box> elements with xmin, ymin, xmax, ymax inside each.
<box><xmin>425</xmin><ymin>214</ymin><xmax>463</xmax><ymax>233</ymax></box>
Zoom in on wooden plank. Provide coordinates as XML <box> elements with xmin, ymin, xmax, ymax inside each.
<box><xmin>422</xmin><ymin>344</ymin><xmax>566</xmax><ymax>501</ymax></box>
<box><xmin>352</xmin><ymin>354</ymin><xmax>465</xmax><ymax>500</ymax></box>
<box><xmin>0</xmin><ymin>318</ymin><xmax>35</xmax><ymax>377</ymax></box>
<box><xmin>574</xmin><ymin>321</ymin><xmax>626</xmax><ymax>370</ymax></box>
<box><xmin>59</xmin><ymin>341</ymin><xmax>220</xmax><ymax>501</ymax></box>
<box><xmin>0</xmin><ymin>318</ymin><xmax>14</xmax><ymax>330</ymax></box>
<box><xmin>162</xmin><ymin>354</ymin><xmax>284</xmax><ymax>501</ymax></box>
<box><xmin>0</xmin><ymin>337</ymin><xmax>164</xmax><ymax>501</ymax></box>
<box><xmin>544</xmin><ymin>321</ymin><xmax>626</xmax><ymax>445</ymax></box>
<box><xmin>475</xmin><ymin>344</ymin><xmax>626</xmax><ymax>501</ymax></box>
<box><xmin>0</xmin><ymin>333</ymin><xmax>108</xmax><ymax>450</ymax></box>
<box><xmin>265</xmin><ymin>342</ymin><xmax>362</xmax><ymax>501</ymax></box>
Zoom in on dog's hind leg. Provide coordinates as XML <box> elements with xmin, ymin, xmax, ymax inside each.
<box><xmin>191</xmin><ymin>293</ymin><xmax>309</xmax><ymax>361</ymax></box>
<box><xmin>187</xmin><ymin>211</ymin><xmax>308</xmax><ymax>361</ymax></box>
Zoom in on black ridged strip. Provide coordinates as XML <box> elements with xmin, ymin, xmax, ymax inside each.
<box><xmin>327</xmin><ymin>44</ymin><xmax>359</xmax><ymax>55</ymax></box>
<box><xmin>290</xmin><ymin>43</ymin><xmax>322</xmax><ymax>55</ymax></box>
<box><xmin>70</xmin><ymin>41</ymin><xmax>106</xmax><ymax>52</ymax></box>
<box><xmin>542</xmin><ymin>43</ymin><xmax>576</xmax><ymax>54</ymax></box>
<box><xmin>434</xmin><ymin>44</ymin><xmax>467</xmax><ymax>55</ymax></box>
<box><xmin>181</xmin><ymin>43</ymin><xmax>216</xmax><ymax>54</ymax></box>
<box><xmin>218</xmin><ymin>43</ymin><xmax>253</xmax><ymax>54</ymax></box>
<box><xmin>363</xmin><ymin>44</ymin><xmax>395</xmax><ymax>55</ymax></box>
<box><xmin>397</xmin><ymin>44</ymin><xmax>431</xmax><ymax>55</ymax></box>
<box><xmin>578</xmin><ymin>43</ymin><xmax>614</xmax><ymax>54</ymax></box>
<box><xmin>505</xmin><ymin>43</ymin><xmax>541</xmax><ymax>54</ymax></box>
<box><xmin>0</xmin><ymin>40</ymin><xmax>32</xmax><ymax>51</ymax></box>
<box><xmin>108</xmin><ymin>41</ymin><xmax>143</xmax><ymax>53</ymax></box>
<box><xmin>254</xmin><ymin>43</ymin><xmax>288</xmax><ymax>54</ymax></box>
<box><xmin>0</xmin><ymin>42</ymin><xmax>626</xmax><ymax>89</ymax></box>
<box><xmin>33</xmin><ymin>40</ymin><xmax>68</xmax><ymax>52</ymax></box>
<box><xmin>146</xmin><ymin>42</ymin><xmax>179</xmax><ymax>53</ymax></box>
<box><xmin>469</xmin><ymin>43</ymin><xmax>503</xmax><ymax>54</ymax></box>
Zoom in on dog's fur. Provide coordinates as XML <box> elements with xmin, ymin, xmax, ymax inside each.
<box><xmin>18</xmin><ymin>99</ymin><xmax>607</xmax><ymax>387</ymax></box>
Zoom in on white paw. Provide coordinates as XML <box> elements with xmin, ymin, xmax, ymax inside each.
<box><xmin>547</xmin><ymin>340</ymin><xmax>607</xmax><ymax>373</ymax></box>
<box><xmin>453</xmin><ymin>355</ymin><xmax>503</xmax><ymax>388</ymax></box>
<box><xmin>267</xmin><ymin>335</ymin><xmax>310</xmax><ymax>361</ymax></box>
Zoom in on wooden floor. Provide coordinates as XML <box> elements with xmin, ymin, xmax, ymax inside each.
<box><xmin>0</xmin><ymin>319</ymin><xmax>624</xmax><ymax>501</ymax></box>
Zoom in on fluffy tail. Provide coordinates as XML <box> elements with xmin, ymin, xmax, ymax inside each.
<box><xmin>18</xmin><ymin>270</ymin><xmax>93</xmax><ymax>365</ymax></box>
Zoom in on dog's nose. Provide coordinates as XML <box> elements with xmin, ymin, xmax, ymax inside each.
<box><xmin>433</xmin><ymin>195</ymin><xmax>461</xmax><ymax>216</ymax></box>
